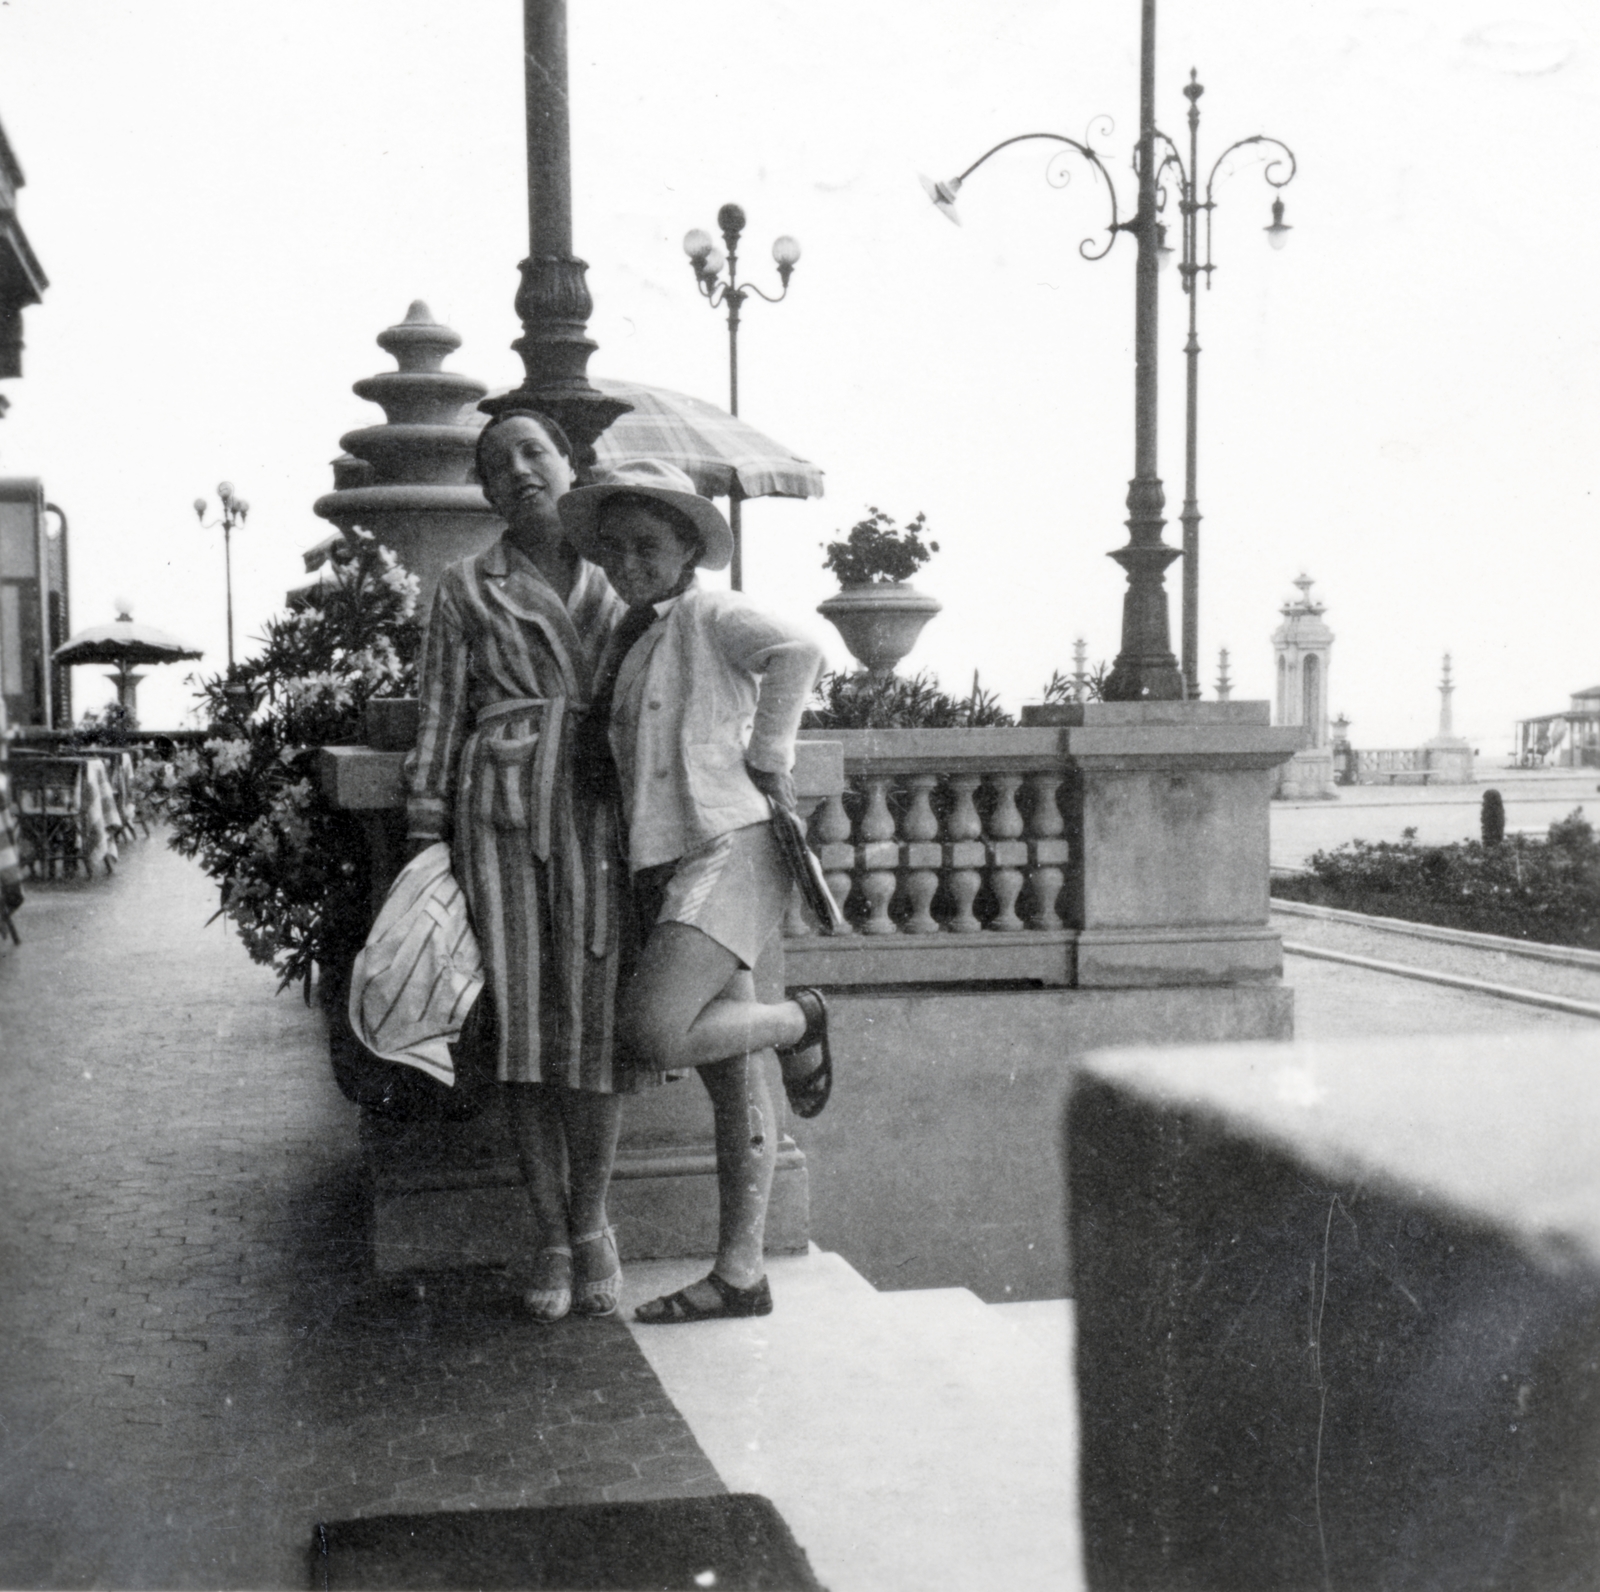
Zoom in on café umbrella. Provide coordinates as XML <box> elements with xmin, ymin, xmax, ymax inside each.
<box><xmin>589</xmin><ymin>377</ymin><xmax>824</xmax><ymax>503</ymax></box>
<box><xmin>53</xmin><ymin>608</ymin><xmax>204</xmax><ymax>722</ymax></box>
<box><xmin>485</xmin><ymin>377</ymin><xmax>825</xmax><ymax>587</ymax></box>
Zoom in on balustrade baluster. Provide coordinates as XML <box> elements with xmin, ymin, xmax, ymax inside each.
<box><xmin>985</xmin><ymin>772</ymin><xmax>1027</xmax><ymax>932</ymax></box>
<box><xmin>1023</xmin><ymin>770</ymin><xmax>1069</xmax><ymax>930</ymax></box>
<box><xmin>858</xmin><ymin>774</ymin><xmax>899</xmax><ymax>936</ymax></box>
<box><xmin>901</xmin><ymin>772</ymin><xmax>942</xmax><ymax>934</ymax></box>
<box><xmin>944</xmin><ymin>772</ymin><xmax>984</xmax><ymax>934</ymax></box>
<box><xmin>810</xmin><ymin>790</ymin><xmax>855</xmax><ymax>932</ymax></box>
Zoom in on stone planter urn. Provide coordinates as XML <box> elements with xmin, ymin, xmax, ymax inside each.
<box><xmin>817</xmin><ymin>582</ymin><xmax>941</xmax><ymax>681</ymax></box>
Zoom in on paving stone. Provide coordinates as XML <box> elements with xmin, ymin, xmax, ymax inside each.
<box><xmin>0</xmin><ymin>837</ymin><xmax>725</xmax><ymax>1587</ymax></box>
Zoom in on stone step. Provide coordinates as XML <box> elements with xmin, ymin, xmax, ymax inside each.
<box><xmin>624</xmin><ymin>1248</ymin><xmax>1082</xmax><ymax>1592</ymax></box>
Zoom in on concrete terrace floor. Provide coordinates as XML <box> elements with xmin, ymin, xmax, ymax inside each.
<box><xmin>0</xmin><ymin>837</ymin><xmax>722</xmax><ymax>1588</ymax></box>
<box><xmin>1</xmin><ymin>816</ymin><xmax>1594</xmax><ymax>1589</ymax></box>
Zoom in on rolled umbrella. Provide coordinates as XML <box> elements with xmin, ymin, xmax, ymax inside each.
<box><xmin>54</xmin><ymin>608</ymin><xmax>204</xmax><ymax>721</ymax></box>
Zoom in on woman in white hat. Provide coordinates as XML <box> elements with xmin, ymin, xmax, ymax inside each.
<box><xmin>405</xmin><ymin>407</ymin><xmax>645</xmax><ymax>1324</ymax></box>
<box><xmin>560</xmin><ymin>461</ymin><xmax>833</xmax><ymax>1323</ymax></box>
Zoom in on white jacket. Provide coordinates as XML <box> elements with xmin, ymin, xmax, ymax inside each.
<box><xmin>610</xmin><ymin>583</ymin><xmax>824</xmax><ymax>871</ymax></box>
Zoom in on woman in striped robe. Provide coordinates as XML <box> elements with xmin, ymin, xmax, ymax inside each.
<box><xmin>405</xmin><ymin>407</ymin><xmax>644</xmax><ymax>1323</ymax></box>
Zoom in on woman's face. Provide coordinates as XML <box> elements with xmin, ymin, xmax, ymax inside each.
<box><xmin>479</xmin><ymin>415</ymin><xmax>575</xmax><ymax>528</ymax></box>
<box><xmin>594</xmin><ymin>501</ymin><xmax>698</xmax><ymax>608</ymax></box>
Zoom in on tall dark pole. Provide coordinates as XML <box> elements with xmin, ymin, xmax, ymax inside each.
<box><xmin>720</xmin><ymin>207</ymin><xmax>747</xmax><ymax>592</ymax></box>
<box><xmin>1179</xmin><ymin>73</ymin><xmax>1203</xmax><ymax>698</ymax></box>
<box><xmin>1103</xmin><ymin>0</ymin><xmax>1185</xmax><ymax>702</ymax></box>
<box><xmin>480</xmin><ymin>0</ymin><xmax>629</xmax><ymax>467</ymax></box>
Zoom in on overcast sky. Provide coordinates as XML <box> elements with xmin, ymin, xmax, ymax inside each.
<box><xmin>0</xmin><ymin>0</ymin><xmax>1594</xmax><ymax>756</ymax></box>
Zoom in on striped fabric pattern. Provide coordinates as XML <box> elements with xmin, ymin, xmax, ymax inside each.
<box><xmin>405</xmin><ymin>541</ymin><xmax>646</xmax><ymax>1093</ymax></box>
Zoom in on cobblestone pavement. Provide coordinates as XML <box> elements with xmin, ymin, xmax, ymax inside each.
<box><xmin>0</xmin><ymin>835</ymin><xmax>721</xmax><ymax>1589</ymax></box>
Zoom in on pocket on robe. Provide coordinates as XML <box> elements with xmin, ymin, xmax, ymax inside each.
<box><xmin>483</xmin><ymin>732</ymin><xmax>541</xmax><ymax>830</ymax></box>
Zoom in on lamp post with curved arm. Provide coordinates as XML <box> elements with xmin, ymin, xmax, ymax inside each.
<box><xmin>682</xmin><ymin>203</ymin><xmax>801</xmax><ymax>591</ymax></box>
<box><xmin>1164</xmin><ymin>70</ymin><xmax>1296</xmax><ymax>696</ymax></box>
<box><xmin>193</xmin><ymin>482</ymin><xmax>249</xmax><ymax>669</ymax></box>
<box><xmin>921</xmin><ymin>1</ymin><xmax>1294</xmax><ymax>701</ymax></box>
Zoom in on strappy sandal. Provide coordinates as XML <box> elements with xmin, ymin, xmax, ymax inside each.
<box><xmin>777</xmin><ymin>987</ymin><xmax>832</xmax><ymax>1120</ymax></box>
<box><xmin>572</xmin><ymin>1226</ymin><xmax>622</xmax><ymax>1318</ymax></box>
<box><xmin>634</xmin><ymin>1272</ymin><xmax>773</xmax><ymax>1324</ymax></box>
<box><xmin>523</xmin><ymin>1244</ymin><xmax>572</xmax><ymax>1324</ymax></box>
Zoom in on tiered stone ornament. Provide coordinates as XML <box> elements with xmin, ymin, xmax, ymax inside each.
<box><xmin>313</xmin><ymin>302</ymin><xmax>501</xmax><ymax>607</ymax></box>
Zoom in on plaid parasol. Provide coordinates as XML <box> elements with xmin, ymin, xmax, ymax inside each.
<box><xmin>589</xmin><ymin>378</ymin><xmax>824</xmax><ymax>501</ymax></box>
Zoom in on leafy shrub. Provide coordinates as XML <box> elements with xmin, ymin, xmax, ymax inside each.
<box><xmin>821</xmin><ymin>507</ymin><xmax>938</xmax><ymax>588</ymax></box>
<box><xmin>1039</xmin><ymin>664</ymin><xmax>1109</xmax><ymax>705</ymax></box>
<box><xmin>1272</xmin><ymin>808</ymin><xmax>1600</xmax><ymax>949</ymax></box>
<box><xmin>805</xmin><ymin>668</ymin><xmax>1014</xmax><ymax>729</ymax></box>
<box><xmin>164</xmin><ymin>531</ymin><xmax>422</xmax><ymax>994</ymax></box>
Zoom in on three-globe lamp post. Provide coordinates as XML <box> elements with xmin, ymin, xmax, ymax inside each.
<box><xmin>194</xmin><ymin>482</ymin><xmax>249</xmax><ymax>670</ymax></box>
<box><xmin>683</xmin><ymin>203</ymin><xmax>800</xmax><ymax>591</ymax></box>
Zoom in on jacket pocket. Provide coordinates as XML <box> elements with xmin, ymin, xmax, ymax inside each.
<box><xmin>483</xmin><ymin>732</ymin><xmax>541</xmax><ymax>830</ymax></box>
<box><xmin>683</xmin><ymin>741</ymin><xmax>754</xmax><ymax>815</ymax></box>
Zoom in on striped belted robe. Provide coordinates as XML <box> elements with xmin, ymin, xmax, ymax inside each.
<box><xmin>405</xmin><ymin>539</ymin><xmax>646</xmax><ymax>1092</ymax></box>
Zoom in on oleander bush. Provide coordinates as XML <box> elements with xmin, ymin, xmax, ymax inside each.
<box><xmin>164</xmin><ymin>531</ymin><xmax>421</xmax><ymax>994</ymax></box>
<box><xmin>804</xmin><ymin>668</ymin><xmax>1015</xmax><ymax>729</ymax></box>
<box><xmin>1271</xmin><ymin>808</ymin><xmax>1600</xmax><ymax>949</ymax></box>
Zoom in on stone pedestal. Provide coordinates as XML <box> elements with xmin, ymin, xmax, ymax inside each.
<box><xmin>1274</xmin><ymin>743</ymin><xmax>1337</xmax><ymax>800</ymax></box>
<box><xmin>1023</xmin><ymin>702</ymin><xmax>1302</xmax><ymax>986</ymax></box>
<box><xmin>1425</xmin><ymin>737</ymin><xmax>1475</xmax><ymax>784</ymax></box>
<box><xmin>1068</xmin><ymin>1033</ymin><xmax>1600</xmax><ymax>1591</ymax></box>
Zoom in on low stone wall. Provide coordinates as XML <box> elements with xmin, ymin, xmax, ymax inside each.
<box><xmin>796</xmin><ymin>984</ymin><xmax>1292</xmax><ymax>1303</ymax></box>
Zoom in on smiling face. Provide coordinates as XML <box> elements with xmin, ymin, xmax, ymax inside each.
<box><xmin>593</xmin><ymin>498</ymin><xmax>700</xmax><ymax>607</ymax></box>
<box><xmin>477</xmin><ymin>414</ymin><xmax>575</xmax><ymax>531</ymax></box>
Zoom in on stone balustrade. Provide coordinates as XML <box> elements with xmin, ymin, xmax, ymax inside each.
<box><xmin>784</xmin><ymin>727</ymin><xmax>1076</xmax><ymax>987</ymax></box>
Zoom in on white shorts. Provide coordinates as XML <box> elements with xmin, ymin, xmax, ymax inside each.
<box><xmin>635</xmin><ymin>821</ymin><xmax>791</xmax><ymax>970</ymax></box>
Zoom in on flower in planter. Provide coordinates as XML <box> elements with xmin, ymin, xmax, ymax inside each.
<box><xmin>821</xmin><ymin>507</ymin><xmax>939</xmax><ymax>588</ymax></box>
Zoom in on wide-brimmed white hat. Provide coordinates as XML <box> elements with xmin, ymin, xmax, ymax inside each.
<box><xmin>559</xmin><ymin>460</ymin><xmax>734</xmax><ymax>571</ymax></box>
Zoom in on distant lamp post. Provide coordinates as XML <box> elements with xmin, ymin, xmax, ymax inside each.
<box><xmin>194</xmin><ymin>482</ymin><xmax>249</xmax><ymax>669</ymax></box>
<box><xmin>1170</xmin><ymin>71</ymin><xmax>1296</xmax><ymax>696</ymax></box>
<box><xmin>921</xmin><ymin>1</ymin><xmax>1294</xmax><ymax>701</ymax></box>
<box><xmin>683</xmin><ymin>203</ymin><xmax>800</xmax><ymax>590</ymax></box>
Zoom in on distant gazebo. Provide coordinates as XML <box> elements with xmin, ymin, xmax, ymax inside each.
<box><xmin>1515</xmin><ymin>685</ymin><xmax>1600</xmax><ymax>768</ymax></box>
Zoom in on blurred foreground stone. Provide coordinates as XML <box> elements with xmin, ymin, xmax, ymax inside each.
<box><xmin>1067</xmin><ymin>1033</ymin><xmax>1600</xmax><ymax>1591</ymax></box>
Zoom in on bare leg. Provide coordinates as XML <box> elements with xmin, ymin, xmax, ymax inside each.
<box><xmin>699</xmin><ymin>1051</ymin><xmax>777</xmax><ymax>1289</ymax></box>
<box><xmin>505</xmin><ymin>1082</ymin><xmax>571</xmax><ymax>1249</ymax></box>
<box><xmin>623</xmin><ymin>922</ymin><xmax>806</xmax><ymax>1071</ymax></box>
<box><xmin>557</xmin><ymin>1089</ymin><xmax>623</xmax><ymax>1239</ymax></box>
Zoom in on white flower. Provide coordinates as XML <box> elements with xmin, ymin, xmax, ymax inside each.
<box><xmin>205</xmin><ymin>738</ymin><xmax>253</xmax><ymax>776</ymax></box>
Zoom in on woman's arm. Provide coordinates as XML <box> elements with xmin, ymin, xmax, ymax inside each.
<box><xmin>709</xmin><ymin>599</ymin><xmax>826</xmax><ymax>776</ymax></box>
<box><xmin>404</xmin><ymin>578</ymin><xmax>470</xmax><ymax>843</ymax></box>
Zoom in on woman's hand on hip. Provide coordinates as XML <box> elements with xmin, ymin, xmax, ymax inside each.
<box><xmin>746</xmin><ymin>764</ymin><xmax>797</xmax><ymax>815</ymax></box>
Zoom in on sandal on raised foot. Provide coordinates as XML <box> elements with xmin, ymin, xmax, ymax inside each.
<box><xmin>777</xmin><ymin>987</ymin><xmax>832</xmax><ymax>1120</ymax></box>
<box><xmin>634</xmin><ymin>1271</ymin><xmax>773</xmax><ymax>1324</ymax></box>
<box><xmin>523</xmin><ymin>1245</ymin><xmax>572</xmax><ymax>1324</ymax></box>
<box><xmin>572</xmin><ymin>1226</ymin><xmax>622</xmax><ymax>1318</ymax></box>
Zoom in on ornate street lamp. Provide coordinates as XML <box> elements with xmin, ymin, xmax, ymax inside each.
<box><xmin>1167</xmin><ymin>71</ymin><xmax>1295</xmax><ymax>696</ymax></box>
<box><xmin>683</xmin><ymin>203</ymin><xmax>801</xmax><ymax>590</ymax></box>
<box><xmin>194</xmin><ymin>481</ymin><xmax>248</xmax><ymax>669</ymax></box>
<box><xmin>922</xmin><ymin>1</ymin><xmax>1293</xmax><ymax>701</ymax></box>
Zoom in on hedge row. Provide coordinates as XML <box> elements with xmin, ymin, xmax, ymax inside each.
<box><xmin>1271</xmin><ymin>809</ymin><xmax>1600</xmax><ymax>951</ymax></box>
